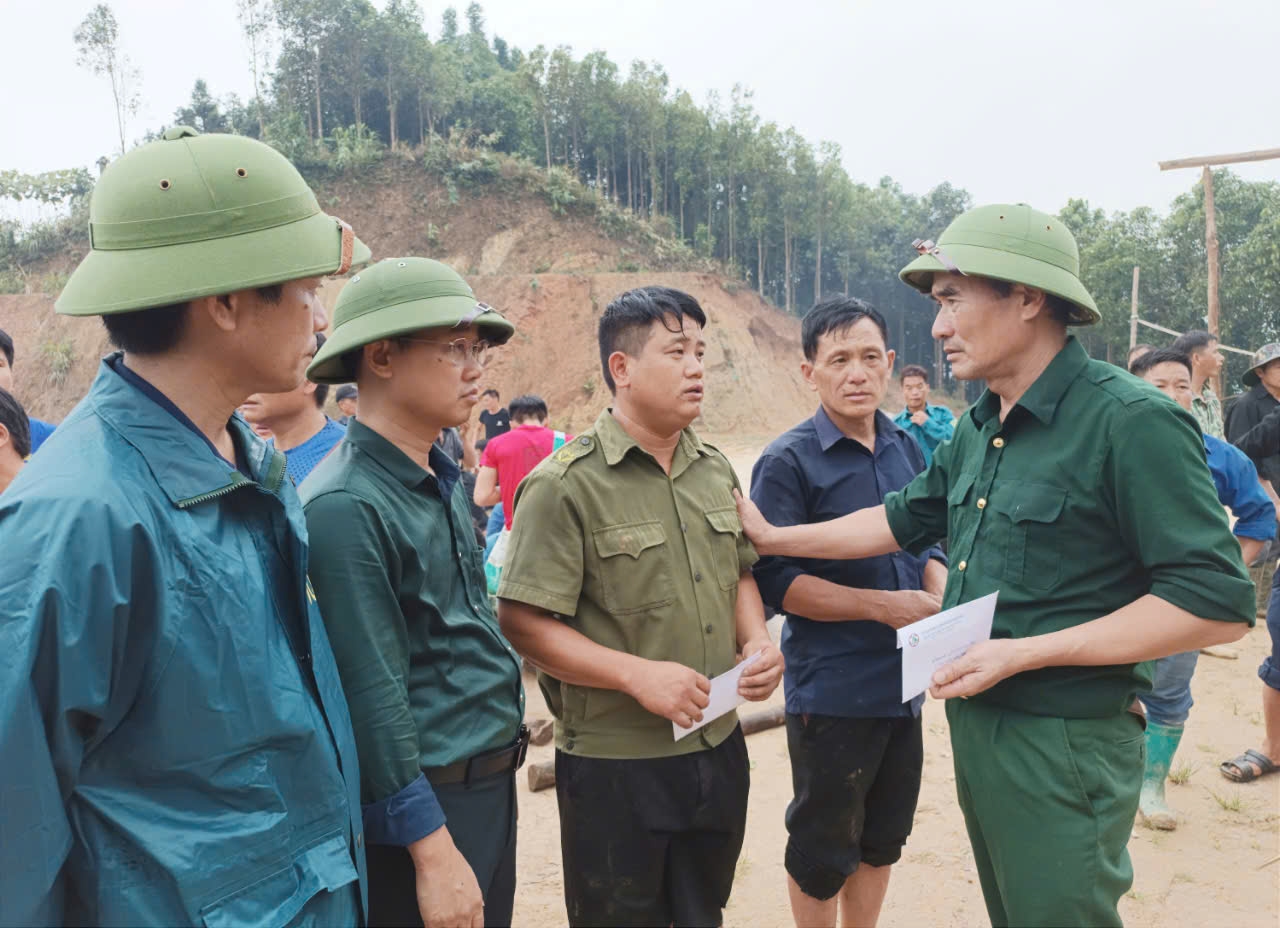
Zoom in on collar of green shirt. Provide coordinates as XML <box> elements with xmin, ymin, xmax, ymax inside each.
<box><xmin>592</xmin><ymin>408</ymin><xmax>713</xmax><ymax>474</ymax></box>
<box><xmin>343</xmin><ymin>418</ymin><xmax>461</xmax><ymax>499</ymax></box>
<box><xmin>969</xmin><ymin>335</ymin><xmax>1090</xmax><ymax>428</ymax></box>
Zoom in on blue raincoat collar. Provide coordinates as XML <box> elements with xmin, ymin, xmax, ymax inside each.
<box><xmin>90</xmin><ymin>352</ymin><xmax>288</xmax><ymax>508</ymax></box>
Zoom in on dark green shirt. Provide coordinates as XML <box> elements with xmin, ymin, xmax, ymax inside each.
<box><xmin>498</xmin><ymin>409</ymin><xmax>758</xmax><ymax>759</ymax></box>
<box><xmin>885</xmin><ymin>337</ymin><xmax>1254</xmax><ymax>718</ymax></box>
<box><xmin>301</xmin><ymin>420</ymin><xmax>524</xmax><ymax>806</ymax></box>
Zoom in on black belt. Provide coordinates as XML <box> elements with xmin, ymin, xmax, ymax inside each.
<box><xmin>423</xmin><ymin>725</ymin><xmax>530</xmax><ymax>787</ymax></box>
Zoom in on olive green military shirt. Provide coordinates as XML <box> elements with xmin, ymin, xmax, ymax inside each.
<box><xmin>885</xmin><ymin>337</ymin><xmax>1255</xmax><ymax>719</ymax></box>
<box><xmin>498</xmin><ymin>409</ymin><xmax>758</xmax><ymax>759</ymax></box>
<box><xmin>301</xmin><ymin>420</ymin><xmax>524</xmax><ymax>806</ymax></box>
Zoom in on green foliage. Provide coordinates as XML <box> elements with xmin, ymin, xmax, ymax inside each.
<box><xmin>40</xmin><ymin>338</ymin><xmax>77</xmax><ymax>385</ymax></box>
<box><xmin>0</xmin><ymin>169</ymin><xmax>94</xmax><ymax>204</ymax></box>
<box><xmin>331</xmin><ymin>123</ymin><xmax>385</xmax><ymax>171</ymax></box>
<box><xmin>0</xmin><ymin>269</ymin><xmax>24</xmax><ymax>294</ymax></box>
<box><xmin>40</xmin><ymin>271</ymin><xmax>71</xmax><ymax>295</ymax></box>
<box><xmin>542</xmin><ymin>166</ymin><xmax>577</xmax><ymax>215</ymax></box>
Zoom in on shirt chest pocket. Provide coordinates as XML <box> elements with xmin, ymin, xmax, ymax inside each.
<box><xmin>705</xmin><ymin>507</ymin><xmax>744</xmax><ymax>591</ymax></box>
<box><xmin>984</xmin><ymin>482</ymin><xmax>1068</xmax><ymax>591</ymax></box>
<box><xmin>592</xmin><ymin>520</ymin><xmax>676</xmax><ymax>615</ymax></box>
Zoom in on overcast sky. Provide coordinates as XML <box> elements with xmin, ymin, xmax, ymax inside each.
<box><xmin>6</xmin><ymin>0</ymin><xmax>1279</xmax><ymax>216</ymax></box>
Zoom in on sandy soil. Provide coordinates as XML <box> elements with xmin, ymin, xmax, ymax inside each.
<box><xmin>510</xmin><ymin>442</ymin><xmax>1280</xmax><ymax>928</ymax></box>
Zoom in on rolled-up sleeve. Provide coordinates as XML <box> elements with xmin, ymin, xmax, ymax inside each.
<box><xmin>1217</xmin><ymin>443</ymin><xmax>1277</xmax><ymax>541</ymax></box>
<box><xmin>1110</xmin><ymin>406</ymin><xmax>1256</xmax><ymax>624</ymax></box>
<box><xmin>304</xmin><ymin>491</ymin><xmax>445</xmax><ymax>845</ymax></box>
<box><xmin>749</xmin><ymin>451</ymin><xmax>808</xmax><ymax>613</ymax></box>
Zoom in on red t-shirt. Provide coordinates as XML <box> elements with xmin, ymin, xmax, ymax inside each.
<box><xmin>481</xmin><ymin>424</ymin><xmax>570</xmax><ymax>529</ymax></box>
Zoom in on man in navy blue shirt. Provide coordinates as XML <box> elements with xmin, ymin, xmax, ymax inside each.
<box><xmin>751</xmin><ymin>298</ymin><xmax>946</xmax><ymax>928</ymax></box>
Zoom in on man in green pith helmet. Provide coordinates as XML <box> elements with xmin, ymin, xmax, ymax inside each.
<box><xmin>734</xmin><ymin>203</ymin><xmax>1255</xmax><ymax>927</ymax></box>
<box><xmin>0</xmin><ymin>127</ymin><xmax>373</xmax><ymax>926</ymax></box>
<box><xmin>302</xmin><ymin>257</ymin><xmax>527</xmax><ymax>928</ymax></box>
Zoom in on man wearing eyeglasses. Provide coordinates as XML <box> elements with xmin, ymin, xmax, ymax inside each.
<box><xmin>301</xmin><ymin>257</ymin><xmax>528</xmax><ymax>928</ymax></box>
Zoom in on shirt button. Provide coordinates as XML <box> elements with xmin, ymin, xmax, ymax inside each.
<box><xmin>705</xmin><ymin>624</ymin><xmax>714</xmax><ymax>634</ymax></box>
<box><xmin>958</xmin><ymin>560</ymin><xmax>968</xmax><ymax>571</ymax></box>
<box><xmin>681</xmin><ymin>522</ymin><xmax>688</xmax><ymax>533</ymax></box>
<box><xmin>695</xmin><ymin>571</ymin><xmax>703</xmax><ymax>582</ymax></box>
<box><xmin>566</xmin><ymin>739</ymin><xmax>576</xmax><ymax>750</ymax></box>
<box><xmin>356</xmin><ymin>832</ymin><xmax>364</xmax><ymax>848</ymax></box>
<box><xmin>977</xmin><ymin>498</ymin><xmax>987</xmax><ymax>510</ymax></box>
<box><xmin>993</xmin><ymin>437</ymin><xmax>1005</xmax><ymax>448</ymax></box>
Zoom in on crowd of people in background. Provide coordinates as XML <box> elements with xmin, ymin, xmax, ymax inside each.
<box><xmin>2</xmin><ymin>126</ymin><xmax>1278</xmax><ymax>928</ymax></box>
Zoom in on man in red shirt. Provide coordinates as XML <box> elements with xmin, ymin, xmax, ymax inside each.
<box><xmin>474</xmin><ymin>394</ymin><xmax>568</xmax><ymax>529</ymax></box>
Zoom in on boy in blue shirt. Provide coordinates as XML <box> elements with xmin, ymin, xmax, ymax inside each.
<box><xmin>1131</xmin><ymin>348</ymin><xmax>1275</xmax><ymax>830</ymax></box>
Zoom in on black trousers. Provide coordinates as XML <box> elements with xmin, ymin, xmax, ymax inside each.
<box><xmin>555</xmin><ymin>726</ymin><xmax>750</xmax><ymax>928</ymax></box>
<box><xmin>365</xmin><ymin>769</ymin><xmax>518</xmax><ymax>927</ymax></box>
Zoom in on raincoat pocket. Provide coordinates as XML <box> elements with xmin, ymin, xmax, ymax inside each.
<box><xmin>199</xmin><ymin>832</ymin><xmax>357</xmax><ymax>928</ymax></box>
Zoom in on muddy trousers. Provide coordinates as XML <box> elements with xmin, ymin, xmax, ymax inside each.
<box><xmin>946</xmin><ymin>699</ymin><xmax>1145</xmax><ymax>928</ymax></box>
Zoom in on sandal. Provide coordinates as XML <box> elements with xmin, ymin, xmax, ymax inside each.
<box><xmin>1220</xmin><ymin>749</ymin><xmax>1278</xmax><ymax>783</ymax></box>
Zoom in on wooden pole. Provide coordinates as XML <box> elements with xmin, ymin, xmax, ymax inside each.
<box><xmin>1129</xmin><ymin>266</ymin><xmax>1140</xmax><ymax>352</ymax></box>
<box><xmin>1158</xmin><ymin>147</ymin><xmax>1280</xmax><ymax>171</ymax></box>
<box><xmin>1203</xmin><ymin>166</ymin><xmax>1222</xmax><ymax>398</ymax></box>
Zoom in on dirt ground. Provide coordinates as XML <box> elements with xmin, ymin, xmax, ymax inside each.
<box><xmin>510</xmin><ymin>440</ymin><xmax>1280</xmax><ymax>928</ymax></box>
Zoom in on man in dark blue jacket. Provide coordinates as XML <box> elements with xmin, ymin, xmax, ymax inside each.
<box><xmin>751</xmin><ymin>298</ymin><xmax>946</xmax><ymax>928</ymax></box>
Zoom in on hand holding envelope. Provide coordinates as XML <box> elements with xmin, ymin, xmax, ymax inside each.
<box><xmin>898</xmin><ymin>592</ymin><xmax>998</xmax><ymax>702</ymax></box>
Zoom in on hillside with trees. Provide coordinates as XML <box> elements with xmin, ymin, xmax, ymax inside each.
<box><xmin>5</xmin><ymin>0</ymin><xmax>1280</xmax><ymax>393</ymax></box>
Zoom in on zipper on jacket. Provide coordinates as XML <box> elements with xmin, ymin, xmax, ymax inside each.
<box><xmin>176</xmin><ymin>473</ymin><xmax>252</xmax><ymax>509</ymax></box>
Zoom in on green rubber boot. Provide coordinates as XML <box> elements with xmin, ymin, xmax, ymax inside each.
<box><xmin>1138</xmin><ymin>722</ymin><xmax>1184</xmax><ymax>831</ymax></box>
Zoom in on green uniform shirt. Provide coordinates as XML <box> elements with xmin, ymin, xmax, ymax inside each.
<box><xmin>302</xmin><ymin>420</ymin><xmax>524</xmax><ymax>806</ymax></box>
<box><xmin>498</xmin><ymin>409</ymin><xmax>758</xmax><ymax>759</ymax></box>
<box><xmin>885</xmin><ymin>337</ymin><xmax>1254</xmax><ymax>719</ymax></box>
<box><xmin>1192</xmin><ymin>382</ymin><xmax>1225</xmax><ymax>439</ymax></box>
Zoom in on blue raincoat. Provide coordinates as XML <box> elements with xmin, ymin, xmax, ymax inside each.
<box><xmin>0</xmin><ymin>357</ymin><xmax>367</xmax><ymax>926</ymax></box>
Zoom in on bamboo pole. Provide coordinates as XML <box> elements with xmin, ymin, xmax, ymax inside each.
<box><xmin>1204</xmin><ymin>167</ymin><xmax>1222</xmax><ymax>398</ymax></box>
<box><xmin>1158</xmin><ymin>147</ymin><xmax>1280</xmax><ymax>171</ymax></box>
<box><xmin>1129</xmin><ymin>266</ymin><xmax>1140</xmax><ymax>352</ymax></box>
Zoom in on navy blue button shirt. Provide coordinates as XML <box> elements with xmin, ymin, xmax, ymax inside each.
<box><xmin>751</xmin><ymin>407</ymin><xmax>944</xmax><ymax>718</ymax></box>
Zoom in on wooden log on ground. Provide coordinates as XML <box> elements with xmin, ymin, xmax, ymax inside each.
<box><xmin>529</xmin><ymin>718</ymin><xmax>555</xmax><ymax>746</ymax></box>
<box><xmin>528</xmin><ymin>760</ymin><xmax>557</xmax><ymax>792</ymax></box>
<box><xmin>740</xmin><ymin>705</ymin><xmax>787</xmax><ymax>736</ymax></box>
<box><xmin>526</xmin><ymin>706</ymin><xmax>786</xmax><ymax>793</ymax></box>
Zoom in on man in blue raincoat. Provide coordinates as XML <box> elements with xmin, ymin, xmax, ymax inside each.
<box><xmin>0</xmin><ymin>127</ymin><xmax>372</xmax><ymax>926</ymax></box>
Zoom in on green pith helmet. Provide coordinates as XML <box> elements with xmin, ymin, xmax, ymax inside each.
<box><xmin>56</xmin><ymin>126</ymin><xmax>370</xmax><ymax>317</ymax></box>
<box><xmin>898</xmin><ymin>203</ymin><xmax>1100</xmax><ymax>325</ymax></box>
<box><xmin>307</xmin><ymin>256</ymin><xmax>515</xmax><ymax>384</ymax></box>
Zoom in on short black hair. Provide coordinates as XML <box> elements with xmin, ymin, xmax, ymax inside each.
<box><xmin>598</xmin><ymin>287</ymin><xmax>708</xmax><ymax>393</ymax></box>
<box><xmin>0</xmin><ymin>328</ymin><xmax>13</xmax><ymax>367</ymax></box>
<box><xmin>335</xmin><ymin>384</ymin><xmax>358</xmax><ymax>402</ymax></box>
<box><xmin>985</xmin><ymin>279</ymin><xmax>1075</xmax><ymax>326</ymax></box>
<box><xmin>1130</xmin><ymin>347</ymin><xmax>1192</xmax><ymax>379</ymax></box>
<box><xmin>508</xmin><ymin>394</ymin><xmax>548</xmax><ymax>423</ymax></box>
<box><xmin>1172</xmin><ymin>330</ymin><xmax>1218</xmax><ymax>355</ymax></box>
<box><xmin>102</xmin><ymin>284</ymin><xmax>284</xmax><ymax>356</ymax></box>
<box><xmin>481</xmin><ymin>388</ymin><xmax>500</xmax><ymax>399</ymax></box>
<box><xmin>311</xmin><ymin>333</ymin><xmax>329</xmax><ymax>408</ymax></box>
<box><xmin>900</xmin><ymin>364</ymin><xmax>930</xmax><ymax>384</ymax></box>
<box><xmin>0</xmin><ymin>388</ymin><xmax>31</xmax><ymax>459</ymax></box>
<box><xmin>801</xmin><ymin>297</ymin><xmax>889</xmax><ymax>361</ymax></box>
